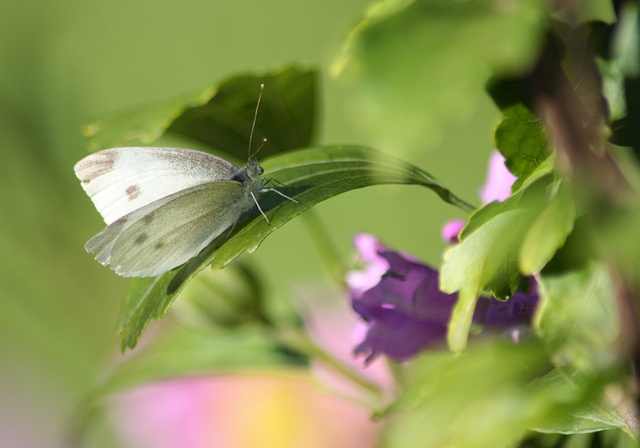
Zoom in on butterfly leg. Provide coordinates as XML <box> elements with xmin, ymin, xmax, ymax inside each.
<box><xmin>250</xmin><ymin>191</ymin><xmax>271</xmax><ymax>225</ymax></box>
<box><xmin>264</xmin><ymin>177</ymin><xmax>293</xmax><ymax>188</ymax></box>
<box><xmin>262</xmin><ymin>187</ymin><xmax>299</xmax><ymax>204</ymax></box>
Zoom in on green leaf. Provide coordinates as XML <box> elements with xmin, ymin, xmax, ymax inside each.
<box><xmin>441</xmin><ymin>209</ymin><xmax>534</xmax><ymax>352</ymax></box>
<box><xmin>332</xmin><ymin>0</ymin><xmax>547</xmax><ymax>151</ymax></box>
<box><xmin>487</xmin><ymin>77</ymin><xmax>552</xmax><ymax>189</ymax></box>
<box><xmin>84</xmin><ymin>65</ymin><xmax>316</xmax><ymax>159</ymax></box>
<box><xmin>118</xmin><ymin>145</ymin><xmax>474</xmax><ymax>350</ymax></box>
<box><xmin>169</xmin><ymin>67</ymin><xmax>316</xmax><ymax>159</ymax></box>
<box><xmin>494</xmin><ymin>103</ymin><xmax>551</xmax><ymax>183</ymax></box>
<box><xmin>381</xmin><ymin>341</ymin><xmax>606</xmax><ymax>448</ymax></box>
<box><xmin>443</xmin><ymin>175</ymin><xmax>581</xmax><ymax>351</ymax></box>
<box><xmin>520</xmin><ymin>182</ymin><xmax>576</xmax><ymax>275</ymax></box>
<box><xmin>535</xmin><ymin>263</ymin><xmax>620</xmax><ymax>371</ymax></box>
<box><xmin>613</xmin><ymin>3</ymin><xmax>640</xmax><ymax>78</ymax></box>
<box><xmin>532</xmin><ymin>368</ymin><xmax>628</xmax><ymax>434</ymax></box>
<box><xmin>598</xmin><ymin>57</ymin><xmax>627</xmax><ymax>123</ymax></box>
<box><xmin>459</xmin><ymin>173</ymin><xmax>551</xmax><ymax>240</ymax></box>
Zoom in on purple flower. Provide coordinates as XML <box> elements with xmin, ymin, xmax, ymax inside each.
<box><xmin>347</xmin><ymin>235</ymin><xmax>538</xmax><ymax>363</ymax></box>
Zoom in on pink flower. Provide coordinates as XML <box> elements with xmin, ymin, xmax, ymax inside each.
<box><xmin>441</xmin><ymin>219</ymin><xmax>466</xmax><ymax>244</ymax></box>
<box><xmin>110</xmin><ymin>375</ymin><xmax>379</xmax><ymax>448</ymax></box>
<box><xmin>479</xmin><ymin>151</ymin><xmax>517</xmax><ymax>204</ymax></box>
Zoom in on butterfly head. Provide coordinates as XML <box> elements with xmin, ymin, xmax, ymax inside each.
<box><xmin>245</xmin><ymin>159</ymin><xmax>264</xmax><ymax>178</ymax></box>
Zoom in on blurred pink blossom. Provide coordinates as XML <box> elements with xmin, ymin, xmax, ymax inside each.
<box><xmin>110</xmin><ymin>374</ymin><xmax>379</xmax><ymax>448</ymax></box>
<box><xmin>441</xmin><ymin>219</ymin><xmax>466</xmax><ymax>244</ymax></box>
<box><xmin>479</xmin><ymin>151</ymin><xmax>517</xmax><ymax>204</ymax></box>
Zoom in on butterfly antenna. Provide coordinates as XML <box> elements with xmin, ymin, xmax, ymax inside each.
<box><xmin>248</xmin><ymin>84</ymin><xmax>264</xmax><ymax>160</ymax></box>
<box><xmin>252</xmin><ymin>137</ymin><xmax>267</xmax><ymax>158</ymax></box>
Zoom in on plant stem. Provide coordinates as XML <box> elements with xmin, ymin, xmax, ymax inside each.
<box><xmin>301</xmin><ymin>210</ymin><xmax>347</xmax><ymax>287</ymax></box>
<box><xmin>275</xmin><ymin>325</ymin><xmax>384</xmax><ymax>398</ymax></box>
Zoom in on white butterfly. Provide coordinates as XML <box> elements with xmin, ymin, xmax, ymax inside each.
<box><xmin>75</xmin><ymin>85</ymin><xmax>296</xmax><ymax>277</ymax></box>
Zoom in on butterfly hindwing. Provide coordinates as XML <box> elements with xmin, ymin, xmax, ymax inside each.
<box><xmin>87</xmin><ymin>181</ymin><xmax>248</xmax><ymax>277</ymax></box>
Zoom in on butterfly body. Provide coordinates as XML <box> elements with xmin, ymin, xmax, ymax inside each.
<box><xmin>75</xmin><ymin>147</ymin><xmax>276</xmax><ymax>278</ymax></box>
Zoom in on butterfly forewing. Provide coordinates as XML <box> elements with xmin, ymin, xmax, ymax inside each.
<box><xmin>74</xmin><ymin>147</ymin><xmax>240</xmax><ymax>225</ymax></box>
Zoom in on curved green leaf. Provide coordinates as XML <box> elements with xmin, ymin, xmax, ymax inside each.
<box><xmin>84</xmin><ymin>65</ymin><xmax>316</xmax><ymax>159</ymax></box>
<box><xmin>117</xmin><ymin>145</ymin><xmax>474</xmax><ymax>350</ymax></box>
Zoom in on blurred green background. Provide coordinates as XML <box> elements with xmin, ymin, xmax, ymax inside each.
<box><xmin>0</xmin><ymin>1</ymin><xmax>496</xmax><ymax>446</ymax></box>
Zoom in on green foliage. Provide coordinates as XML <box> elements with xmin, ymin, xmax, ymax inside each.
<box><xmin>531</xmin><ymin>370</ymin><xmax>627</xmax><ymax>434</ymax></box>
<box><xmin>536</xmin><ymin>263</ymin><xmax>620</xmax><ymax>372</ymax></box>
<box><xmin>75</xmin><ymin>1</ymin><xmax>640</xmax><ymax>446</ymax></box>
<box><xmin>333</xmin><ymin>0</ymin><xmax>547</xmax><ymax>151</ymax></box>
<box><xmin>105</xmin><ymin>66</ymin><xmax>473</xmax><ymax>350</ymax></box>
<box><xmin>442</xmin><ymin>209</ymin><xmax>534</xmax><ymax>351</ymax></box>
<box><xmin>441</xmin><ymin>173</ymin><xmax>578</xmax><ymax>351</ymax></box>
<box><xmin>107</xmin><ymin>325</ymin><xmax>307</xmax><ymax>395</ymax></box>
<box><xmin>118</xmin><ymin>145</ymin><xmax>472</xmax><ymax>350</ymax></box>
<box><xmin>382</xmin><ymin>342</ymin><xmax>607</xmax><ymax>448</ymax></box>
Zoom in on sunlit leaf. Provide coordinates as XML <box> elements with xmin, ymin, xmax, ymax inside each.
<box><xmin>444</xmin><ymin>174</ymin><xmax>581</xmax><ymax>351</ymax></box>
<box><xmin>459</xmin><ymin>173</ymin><xmax>551</xmax><ymax>240</ymax></box>
<box><xmin>441</xmin><ymin>209</ymin><xmax>534</xmax><ymax>352</ymax></box>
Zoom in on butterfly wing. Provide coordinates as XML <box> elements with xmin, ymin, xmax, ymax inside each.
<box><xmin>75</xmin><ymin>147</ymin><xmax>240</xmax><ymax>225</ymax></box>
<box><xmin>86</xmin><ymin>180</ymin><xmax>248</xmax><ymax>277</ymax></box>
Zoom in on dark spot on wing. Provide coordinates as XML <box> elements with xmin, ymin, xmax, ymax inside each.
<box><xmin>154</xmin><ymin>241</ymin><xmax>165</xmax><ymax>250</ymax></box>
<box><xmin>126</xmin><ymin>184</ymin><xmax>141</xmax><ymax>201</ymax></box>
<box><xmin>142</xmin><ymin>214</ymin><xmax>155</xmax><ymax>224</ymax></box>
<box><xmin>75</xmin><ymin>149</ymin><xmax>119</xmax><ymax>181</ymax></box>
<box><xmin>135</xmin><ymin>233</ymin><xmax>148</xmax><ymax>245</ymax></box>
